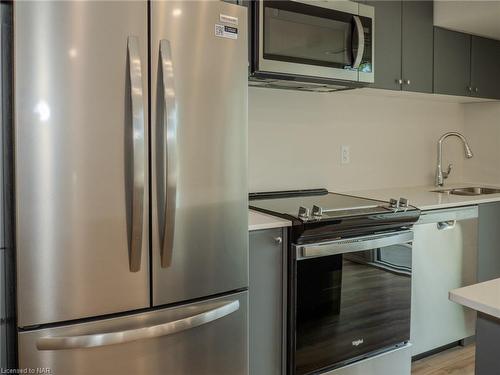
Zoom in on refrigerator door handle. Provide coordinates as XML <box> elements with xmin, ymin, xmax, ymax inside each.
<box><xmin>159</xmin><ymin>39</ymin><xmax>178</xmax><ymax>268</ymax></box>
<box><xmin>127</xmin><ymin>36</ymin><xmax>146</xmax><ymax>272</ymax></box>
<box><xmin>36</xmin><ymin>300</ymin><xmax>240</xmax><ymax>351</ymax></box>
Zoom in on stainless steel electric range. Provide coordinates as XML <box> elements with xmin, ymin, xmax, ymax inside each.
<box><xmin>249</xmin><ymin>189</ymin><xmax>421</xmax><ymax>375</ymax></box>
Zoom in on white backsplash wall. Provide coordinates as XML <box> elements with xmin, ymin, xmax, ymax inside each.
<box><xmin>248</xmin><ymin>88</ymin><xmax>466</xmax><ymax>193</ymax></box>
<box><xmin>463</xmin><ymin>102</ymin><xmax>500</xmax><ymax>185</ymax></box>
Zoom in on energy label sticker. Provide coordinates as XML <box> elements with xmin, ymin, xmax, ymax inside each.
<box><xmin>215</xmin><ymin>24</ymin><xmax>238</xmax><ymax>40</ymax></box>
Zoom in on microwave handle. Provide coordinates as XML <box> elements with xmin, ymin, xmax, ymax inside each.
<box><xmin>352</xmin><ymin>16</ymin><xmax>365</xmax><ymax>69</ymax></box>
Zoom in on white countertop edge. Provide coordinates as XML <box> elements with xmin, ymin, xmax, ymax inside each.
<box><xmin>449</xmin><ymin>280</ymin><xmax>500</xmax><ymax>319</ymax></box>
<box><xmin>420</xmin><ymin>195</ymin><xmax>500</xmax><ymax>211</ymax></box>
<box><xmin>344</xmin><ymin>182</ymin><xmax>500</xmax><ymax>211</ymax></box>
<box><xmin>248</xmin><ymin>209</ymin><xmax>292</xmax><ymax>231</ymax></box>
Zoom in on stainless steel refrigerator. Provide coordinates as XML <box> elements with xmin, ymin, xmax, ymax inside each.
<box><xmin>13</xmin><ymin>1</ymin><xmax>248</xmax><ymax>373</ymax></box>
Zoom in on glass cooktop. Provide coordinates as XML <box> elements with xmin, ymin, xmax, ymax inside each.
<box><xmin>249</xmin><ymin>189</ymin><xmax>396</xmax><ymax>222</ymax></box>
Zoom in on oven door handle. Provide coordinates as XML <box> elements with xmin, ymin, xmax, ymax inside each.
<box><xmin>352</xmin><ymin>15</ymin><xmax>365</xmax><ymax>69</ymax></box>
<box><xmin>295</xmin><ymin>230</ymin><xmax>413</xmax><ymax>260</ymax></box>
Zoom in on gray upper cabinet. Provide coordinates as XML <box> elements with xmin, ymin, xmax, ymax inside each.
<box><xmin>368</xmin><ymin>1</ymin><xmax>433</xmax><ymax>93</ymax></box>
<box><xmin>434</xmin><ymin>28</ymin><xmax>500</xmax><ymax>99</ymax></box>
<box><xmin>471</xmin><ymin>36</ymin><xmax>500</xmax><ymax>100</ymax></box>
<box><xmin>434</xmin><ymin>27</ymin><xmax>471</xmax><ymax>97</ymax></box>
<box><xmin>401</xmin><ymin>1</ymin><xmax>434</xmax><ymax>93</ymax></box>
<box><xmin>367</xmin><ymin>1</ymin><xmax>402</xmax><ymax>90</ymax></box>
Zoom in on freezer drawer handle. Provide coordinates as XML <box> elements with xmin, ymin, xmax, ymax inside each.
<box><xmin>36</xmin><ymin>300</ymin><xmax>239</xmax><ymax>351</ymax></box>
<box><xmin>158</xmin><ymin>39</ymin><xmax>178</xmax><ymax>268</ymax></box>
<box><xmin>127</xmin><ymin>36</ymin><xmax>146</xmax><ymax>272</ymax></box>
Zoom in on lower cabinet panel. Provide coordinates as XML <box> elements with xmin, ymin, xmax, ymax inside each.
<box><xmin>249</xmin><ymin>228</ymin><xmax>284</xmax><ymax>375</ymax></box>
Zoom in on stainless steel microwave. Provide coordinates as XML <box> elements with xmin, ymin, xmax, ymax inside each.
<box><xmin>248</xmin><ymin>0</ymin><xmax>374</xmax><ymax>92</ymax></box>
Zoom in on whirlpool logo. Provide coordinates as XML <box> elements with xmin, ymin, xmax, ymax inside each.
<box><xmin>352</xmin><ymin>339</ymin><xmax>364</xmax><ymax>347</ymax></box>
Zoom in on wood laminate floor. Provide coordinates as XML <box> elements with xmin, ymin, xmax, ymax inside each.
<box><xmin>412</xmin><ymin>345</ymin><xmax>475</xmax><ymax>375</ymax></box>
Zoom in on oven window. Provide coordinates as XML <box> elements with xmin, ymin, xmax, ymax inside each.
<box><xmin>263</xmin><ymin>2</ymin><xmax>354</xmax><ymax>69</ymax></box>
<box><xmin>295</xmin><ymin>244</ymin><xmax>411</xmax><ymax>374</ymax></box>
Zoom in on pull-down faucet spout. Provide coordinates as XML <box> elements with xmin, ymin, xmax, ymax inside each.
<box><xmin>435</xmin><ymin>132</ymin><xmax>473</xmax><ymax>187</ymax></box>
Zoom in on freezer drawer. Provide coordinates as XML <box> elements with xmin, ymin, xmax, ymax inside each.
<box><xmin>18</xmin><ymin>291</ymin><xmax>248</xmax><ymax>375</ymax></box>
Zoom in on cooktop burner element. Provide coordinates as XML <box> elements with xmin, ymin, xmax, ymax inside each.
<box><xmin>249</xmin><ymin>189</ymin><xmax>420</xmax><ymax>243</ymax></box>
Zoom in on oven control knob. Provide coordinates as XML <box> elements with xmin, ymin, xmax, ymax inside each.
<box><xmin>312</xmin><ymin>205</ymin><xmax>323</xmax><ymax>217</ymax></box>
<box><xmin>389</xmin><ymin>198</ymin><xmax>399</xmax><ymax>209</ymax></box>
<box><xmin>298</xmin><ymin>206</ymin><xmax>310</xmax><ymax>219</ymax></box>
<box><xmin>399</xmin><ymin>198</ymin><xmax>409</xmax><ymax>208</ymax></box>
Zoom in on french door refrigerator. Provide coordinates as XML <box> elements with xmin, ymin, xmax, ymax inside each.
<box><xmin>14</xmin><ymin>1</ymin><xmax>248</xmax><ymax>373</ymax></box>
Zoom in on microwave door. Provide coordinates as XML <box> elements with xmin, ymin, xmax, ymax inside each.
<box><xmin>257</xmin><ymin>0</ymin><xmax>358</xmax><ymax>82</ymax></box>
<box><xmin>358</xmin><ymin>4</ymin><xmax>375</xmax><ymax>83</ymax></box>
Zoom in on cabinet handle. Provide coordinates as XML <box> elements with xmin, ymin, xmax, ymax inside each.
<box><xmin>467</xmin><ymin>86</ymin><xmax>472</xmax><ymax>92</ymax></box>
<box><xmin>274</xmin><ymin>237</ymin><xmax>283</xmax><ymax>245</ymax></box>
<box><xmin>396</xmin><ymin>79</ymin><xmax>403</xmax><ymax>85</ymax></box>
<box><xmin>404</xmin><ymin>79</ymin><xmax>411</xmax><ymax>85</ymax></box>
<box><xmin>474</xmin><ymin>87</ymin><xmax>479</xmax><ymax>93</ymax></box>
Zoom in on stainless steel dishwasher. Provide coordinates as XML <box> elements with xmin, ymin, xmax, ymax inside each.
<box><xmin>411</xmin><ymin>206</ymin><xmax>478</xmax><ymax>356</ymax></box>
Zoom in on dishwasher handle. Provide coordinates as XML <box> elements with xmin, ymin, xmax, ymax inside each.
<box><xmin>437</xmin><ymin>220</ymin><xmax>456</xmax><ymax>230</ymax></box>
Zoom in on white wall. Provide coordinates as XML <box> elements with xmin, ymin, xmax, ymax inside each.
<box><xmin>463</xmin><ymin>102</ymin><xmax>500</xmax><ymax>184</ymax></box>
<box><xmin>248</xmin><ymin>88</ymin><xmax>466</xmax><ymax>192</ymax></box>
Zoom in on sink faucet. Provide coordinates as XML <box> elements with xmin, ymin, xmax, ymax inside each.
<box><xmin>435</xmin><ymin>132</ymin><xmax>473</xmax><ymax>187</ymax></box>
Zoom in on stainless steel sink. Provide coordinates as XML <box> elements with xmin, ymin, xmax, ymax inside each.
<box><xmin>431</xmin><ymin>187</ymin><xmax>500</xmax><ymax>196</ymax></box>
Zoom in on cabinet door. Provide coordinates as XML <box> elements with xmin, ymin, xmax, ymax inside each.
<box><xmin>471</xmin><ymin>36</ymin><xmax>500</xmax><ymax>99</ymax></box>
<box><xmin>478</xmin><ymin>202</ymin><xmax>500</xmax><ymax>282</ymax></box>
<box><xmin>401</xmin><ymin>1</ymin><xmax>433</xmax><ymax>93</ymax></box>
<box><xmin>434</xmin><ymin>27</ymin><xmax>471</xmax><ymax>97</ymax></box>
<box><xmin>249</xmin><ymin>228</ymin><xmax>284</xmax><ymax>375</ymax></box>
<box><xmin>0</xmin><ymin>249</ymin><xmax>5</xmax><ymax>369</ymax></box>
<box><xmin>366</xmin><ymin>1</ymin><xmax>402</xmax><ymax>90</ymax></box>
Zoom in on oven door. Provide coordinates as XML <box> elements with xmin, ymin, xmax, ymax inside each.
<box><xmin>254</xmin><ymin>0</ymin><xmax>374</xmax><ymax>83</ymax></box>
<box><xmin>291</xmin><ymin>230</ymin><xmax>413</xmax><ymax>375</ymax></box>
